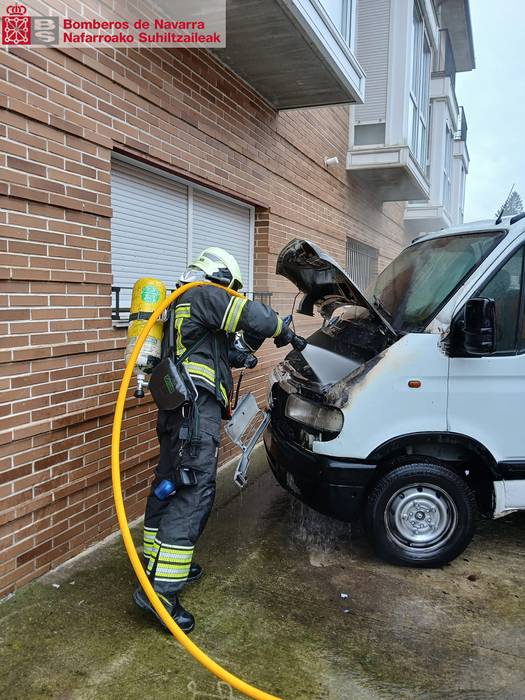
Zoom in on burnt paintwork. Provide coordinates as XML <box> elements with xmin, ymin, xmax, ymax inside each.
<box><xmin>281</xmin><ymin>310</ymin><xmax>394</xmax><ymax>401</ymax></box>
<box><xmin>268</xmin><ymin>240</ymin><xmax>400</xmax><ymax>503</ymax></box>
<box><xmin>274</xmin><ymin>238</ymin><xmax>397</xmax><ymax>407</ymax></box>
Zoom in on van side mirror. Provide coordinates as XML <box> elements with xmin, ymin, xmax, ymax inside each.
<box><xmin>463</xmin><ymin>298</ymin><xmax>496</xmax><ymax>355</ymax></box>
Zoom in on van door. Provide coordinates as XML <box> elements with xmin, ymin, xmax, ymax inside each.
<box><xmin>448</xmin><ymin>245</ymin><xmax>525</xmax><ymax>499</ymax></box>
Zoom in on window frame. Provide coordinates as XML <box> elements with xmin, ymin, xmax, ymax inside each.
<box><xmin>408</xmin><ymin>0</ymin><xmax>432</xmax><ymax>170</ymax></box>
<box><xmin>321</xmin><ymin>0</ymin><xmax>355</xmax><ymax>48</ymax></box>
<box><xmin>458</xmin><ymin>163</ymin><xmax>466</xmax><ymax>222</ymax></box>
<box><xmin>443</xmin><ymin>123</ymin><xmax>453</xmax><ymax>214</ymax></box>
<box><xmin>469</xmin><ymin>244</ymin><xmax>525</xmax><ymax>356</ymax></box>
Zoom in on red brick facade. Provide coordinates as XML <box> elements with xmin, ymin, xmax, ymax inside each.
<box><xmin>0</xmin><ymin>45</ymin><xmax>406</xmax><ymax>597</ymax></box>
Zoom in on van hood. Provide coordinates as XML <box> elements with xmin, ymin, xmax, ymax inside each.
<box><xmin>276</xmin><ymin>238</ymin><xmax>397</xmax><ymax>337</ymax></box>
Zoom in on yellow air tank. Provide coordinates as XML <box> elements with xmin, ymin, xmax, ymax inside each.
<box><xmin>125</xmin><ymin>278</ymin><xmax>166</xmax><ymax>379</ymax></box>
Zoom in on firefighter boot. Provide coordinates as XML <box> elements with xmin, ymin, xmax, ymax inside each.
<box><xmin>187</xmin><ymin>562</ymin><xmax>203</xmax><ymax>584</ymax></box>
<box><xmin>133</xmin><ymin>587</ymin><xmax>195</xmax><ymax>633</ymax></box>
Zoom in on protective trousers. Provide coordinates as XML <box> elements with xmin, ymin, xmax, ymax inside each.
<box><xmin>143</xmin><ymin>391</ymin><xmax>222</xmax><ymax>595</ymax></box>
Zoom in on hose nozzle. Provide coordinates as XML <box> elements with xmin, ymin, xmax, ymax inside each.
<box><xmin>291</xmin><ymin>335</ymin><xmax>307</xmax><ymax>352</ymax></box>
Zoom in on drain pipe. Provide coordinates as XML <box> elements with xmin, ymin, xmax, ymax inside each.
<box><xmin>111</xmin><ymin>281</ymin><xmax>281</xmax><ymax>700</ymax></box>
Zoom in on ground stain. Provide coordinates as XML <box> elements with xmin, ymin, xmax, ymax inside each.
<box><xmin>1</xmin><ymin>470</ymin><xmax>524</xmax><ymax>699</ymax></box>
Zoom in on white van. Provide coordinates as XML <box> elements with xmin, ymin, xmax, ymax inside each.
<box><xmin>264</xmin><ymin>216</ymin><xmax>525</xmax><ymax>566</ymax></box>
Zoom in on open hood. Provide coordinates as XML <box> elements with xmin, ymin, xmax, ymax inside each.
<box><xmin>276</xmin><ymin>239</ymin><xmax>397</xmax><ymax>336</ymax></box>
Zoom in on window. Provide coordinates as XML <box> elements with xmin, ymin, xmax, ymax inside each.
<box><xmin>408</xmin><ymin>2</ymin><xmax>431</xmax><ymax>169</ymax></box>
<box><xmin>477</xmin><ymin>247</ymin><xmax>524</xmax><ymax>353</ymax></box>
<box><xmin>371</xmin><ymin>232</ymin><xmax>504</xmax><ymax>332</ymax></box>
<box><xmin>110</xmin><ymin>158</ymin><xmax>253</xmax><ymax>320</ymax></box>
<box><xmin>443</xmin><ymin>124</ymin><xmax>453</xmax><ymax>213</ymax></box>
<box><xmin>346</xmin><ymin>238</ymin><xmax>378</xmax><ymax>291</ymax></box>
<box><xmin>458</xmin><ymin>164</ymin><xmax>466</xmax><ymax>222</ymax></box>
<box><xmin>322</xmin><ymin>0</ymin><xmax>353</xmax><ymax>45</ymax></box>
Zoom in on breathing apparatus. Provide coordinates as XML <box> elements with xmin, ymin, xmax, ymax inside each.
<box><xmin>125</xmin><ymin>274</ymin><xmax>261</xmax><ymax>503</ymax></box>
<box><xmin>117</xmin><ymin>267</ymin><xmax>306</xmax><ymax>696</ymax></box>
<box><xmin>124</xmin><ymin>278</ymin><xmax>167</xmax><ymax>399</ymax></box>
<box><xmin>112</xmin><ymin>280</ymin><xmax>282</xmax><ymax>700</ymax></box>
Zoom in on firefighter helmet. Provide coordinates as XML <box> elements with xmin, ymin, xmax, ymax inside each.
<box><xmin>180</xmin><ymin>247</ymin><xmax>244</xmax><ymax>290</ymax></box>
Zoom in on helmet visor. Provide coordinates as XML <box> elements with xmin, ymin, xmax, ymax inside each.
<box><xmin>179</xmin><ymin>266</ymin><xmax>207</xmax><ymax>285</ymax></box>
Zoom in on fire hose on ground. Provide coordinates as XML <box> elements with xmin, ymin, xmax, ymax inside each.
<box><xmin>111</xmin><ymin>281</ymin><xmax>282</xmax><ymax>700</ymax></box>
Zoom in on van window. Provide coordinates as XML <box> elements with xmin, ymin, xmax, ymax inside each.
<box><xmin>478</xmin><ymin>247</ymin><xmax>524</xmax><ymax>352</ymax></box>
<box><xmin>371</xmin><ymin>232</ymin><xmax>504</xmax><ymax>332</ymax></box>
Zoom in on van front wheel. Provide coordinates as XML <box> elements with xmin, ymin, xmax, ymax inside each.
<box><xmin>365</xmin><ymin>462</ymin><xmax>478</xmax><ymax>567</ymax></box>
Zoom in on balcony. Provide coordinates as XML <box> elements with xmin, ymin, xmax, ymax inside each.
<box><xmin>433</xmin><ymin>29</ymin><xmax>456</xmax><ymax>89</ymax></box>
<box><xmin>347</xmin><ymin>145</ymin><xmax>430</xmax><ymax>202</ymax></box>
<box><xmin>211</xmin><ymin>0</ymin><xmax>365</xmax><ymax>109</ymax></box>
<box><xmin>436</xmin><ymin>0</ymin><xmax>475</xmax><ymax>72</ymax></box>
<box><xmin>403</xmin><ymin>27</ymin><xmax>465</xmax><ymax>239</ymax></box>
<box><xmin>455</xmin><ymin>105</ymin><xmax>467</xmax><ymax>142</ymax></box>
<box><xmin>451</xmin><ymin>107</ymin><xmax>469</xmax><ymax>226</ymax></box>
<box><xmin>346</xmin><ymin>0</ymin><xmax>438</xmax><ymax>202</ymax></box>
<box><xmin>405</xmin><ymin>103</ymin><xmax>469</xmax><ymax>238</ymax></box>
<box><xmin>404</xmin><ymin>199</ymin><xmax>452</xmax><ymax>240</ymax></box>
<box><xmin>430</xmin><ymin>30</ymin><xmax>458</xmax><ymax>122</ymax></box>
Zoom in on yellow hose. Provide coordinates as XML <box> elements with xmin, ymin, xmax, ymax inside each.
<box><xmin>111</xmin><ymin>281</ymin><xmax>282</xmax><ymax>700</ymax></box>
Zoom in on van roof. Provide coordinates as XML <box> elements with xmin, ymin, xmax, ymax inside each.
<box><xmin>410</xmin><ymin>217</ymin><xmax>515</xmax><ymax>246</ymax></box>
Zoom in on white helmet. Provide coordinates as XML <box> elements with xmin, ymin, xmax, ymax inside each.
<box><xmin>180</xmin><ymin>247</ymin><xmax>244</xmax><ymax>290</ymax></box>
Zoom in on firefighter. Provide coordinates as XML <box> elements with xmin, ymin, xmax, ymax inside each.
<box><xmin>133</xmin><ymin>247</ymin><xmax>304</xmax><ymax>632</ymax></box>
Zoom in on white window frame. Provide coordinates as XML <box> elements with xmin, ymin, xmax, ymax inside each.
<box><xmin>443</xmin><ymin>124</ymin><xmax>453</xmax><ymax>214</ymax></box>
<box><xmin>408</xmin><ymin>1</ymin><xmax>432</xmax><ymax>170</ymax></box>
<box><xmin>319</xmin><ymin>0</ymin><xmax>356</xmax><ymax>49</ymax></box>
<box><xmin>458</xmin><ymin>163</ymin><xmax>466</xmax><ymax>222</ymax></box>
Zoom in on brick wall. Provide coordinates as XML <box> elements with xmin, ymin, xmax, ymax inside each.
<box><xmin>0</xmin><ymin>44</ymin><xmax>406</xmax><ymax>596</ymax></box>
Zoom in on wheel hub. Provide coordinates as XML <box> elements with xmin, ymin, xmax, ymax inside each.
<box><xmin>385</xmin><ymin>483</ymin><xmax>458</xmax><ymax>551</ymax></box>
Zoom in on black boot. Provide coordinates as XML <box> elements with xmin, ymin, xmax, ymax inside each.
<box><xmin>187</xmin><ymin>562</ymin><xmax>203</xmax><ymax>584</ymax></box>
<box><xmin>133</xmin><ymin>587</ymin><xmax>195</xmax><ymax>633</ymax></box>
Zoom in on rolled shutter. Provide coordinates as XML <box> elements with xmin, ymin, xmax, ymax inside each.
<box><xmin>111</xmin><ymin>158</ymin><xmax>253</xmax><ymax>318</ymax></box>
<box><xmin>111</xmin><ymin>160</ymin><xmax>188</xmax><ymax>308</ymax></box>
<box><xmin>191</xmin><ymin>190</ymin><xmax>251</xmax><ymax>292</ymax></box>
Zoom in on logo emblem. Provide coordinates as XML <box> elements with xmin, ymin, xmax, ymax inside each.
<box><xmin>163</xmin><ymin>374</ymin><xmax>175</xmax><ymax>394</ymax></box>
<box><xmin>141</xmin><ymin>285</ymin><xmax>161</xmax><ymax>304</ymax></box>
<box><xmin>2</xmin><ymin>4</ymin><xmax>31</xmax><ymax>45</ymax></box>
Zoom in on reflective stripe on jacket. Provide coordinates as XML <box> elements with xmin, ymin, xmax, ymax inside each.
<box><xmin>171</xmin><ymin>285</ymin><xmax>283</xmax><ymax>412</ymax></box>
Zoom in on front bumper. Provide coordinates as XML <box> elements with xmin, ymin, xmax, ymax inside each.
<box><xmin>264</xmin><ymin>424</ymin><xmax>377</xmax><ymax>522</ymax></box>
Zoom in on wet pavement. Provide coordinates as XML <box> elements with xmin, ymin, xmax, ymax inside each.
<box><xmin>1</xmin><ymin>448</ymin><xmax>525</xmax><ymax>700</ymax></box>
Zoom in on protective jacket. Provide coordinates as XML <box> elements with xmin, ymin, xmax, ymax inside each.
<box><xmin>167</xmin><ymin>284</ymin><xmax>283</xmax><ymax>412</ymax></box>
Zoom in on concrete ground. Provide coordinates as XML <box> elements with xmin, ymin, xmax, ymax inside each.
<box><xmin>1</xmin><ymin>448</ymin><xmax>525</xmax><ymax>700</ymax></box>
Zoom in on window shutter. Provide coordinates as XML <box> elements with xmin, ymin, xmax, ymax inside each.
<box><xmin>111</xmin><ymin>158</ymin><xmax>253</xmax><ymax>320</ymax></box>
<box><xmin>191</xmin><ymin>190</ymin><xmax>251</xmax><ymax>292</ymax></box>
<box><xmin>111</xmin><ymin>160</ymin><xmax>188</xmax><ymax>307</ymax></box>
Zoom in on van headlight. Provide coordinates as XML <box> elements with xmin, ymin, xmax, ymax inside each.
<box><xmin>285</xmin><ymin>394</ymin><xmax>343</xmax><ymax>433</ymax></box>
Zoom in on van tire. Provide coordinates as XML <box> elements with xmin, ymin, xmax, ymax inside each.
<box><xmin>365</xmin><ymin>461</ymin><xmax>478</xmax><ymax>567</ymax></box>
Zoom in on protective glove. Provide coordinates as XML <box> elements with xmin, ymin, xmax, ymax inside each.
<box><xmin>229</xmin><ymin>349</ymin><xmax>258</xmax><ymax>369</ymax></box>
<box><xmin>291</xmin><ymin>334</ymin><xmax>307</xmax><ymax>352</ymax></box>
<box><xmin>274</xmin><ymin>325</ymin><xmax>307</xmax><ymax>351</ymax></box>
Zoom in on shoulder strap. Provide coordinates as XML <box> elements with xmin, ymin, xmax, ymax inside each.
<box><xmin>164</xmin><ymin>301</ymin><xmax>209</xmax><ymax>364</ymax></box>
<box><xmin>175</xmin><ymin>330</ymin><xmax>211</xmax><ymax>366</ymax></box>
<box><xmin>211</xmin><ymin>333</ymin><xmax>222</xmax><ymax>402</ymax></box>
<box><xmin>168</xmin><ymin>305</ymin><xmax>175</xmax><ymax>360</ymax></box>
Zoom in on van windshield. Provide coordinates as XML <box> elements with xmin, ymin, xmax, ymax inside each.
<box><xmin>369</xmin><ymin>232</ymin><xmax>504</xmax><ymax>332</ymax></box>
